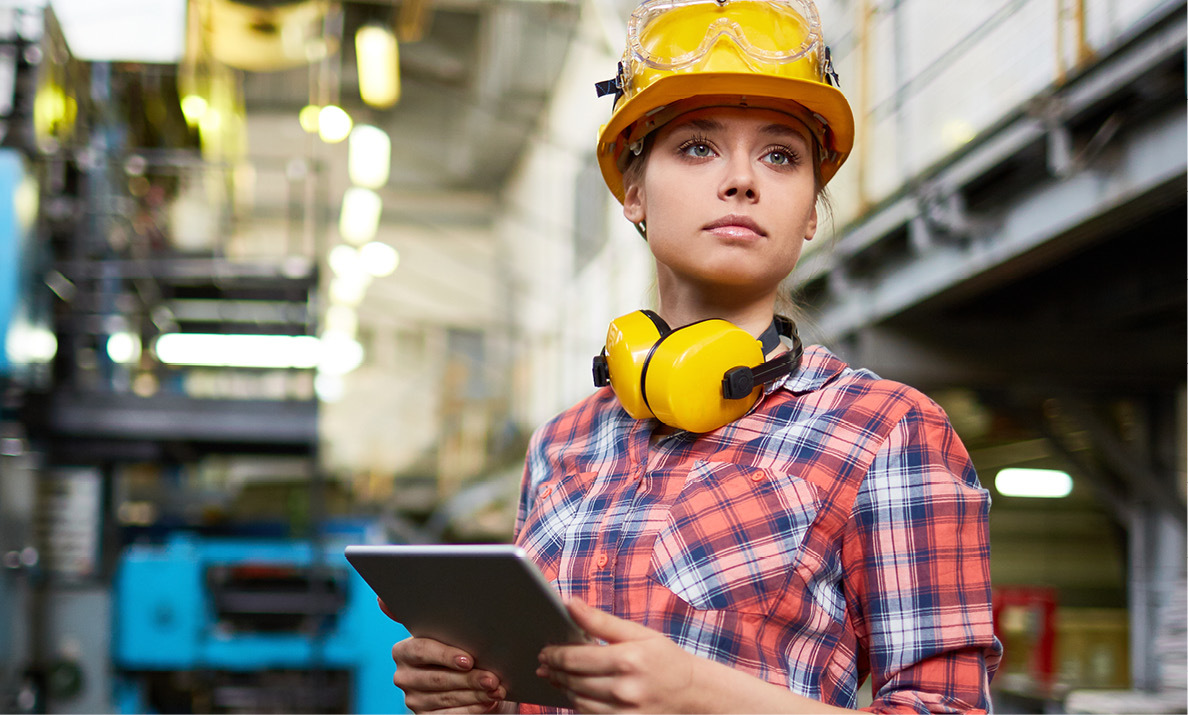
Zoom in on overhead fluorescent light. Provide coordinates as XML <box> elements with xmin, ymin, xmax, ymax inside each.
<box><xmin>360</xmin><ymin>241</ymin><xmax>399</xmax><ymax>277</ymax></box>
<box><xmin>154</xmin><ymin>332</ymin><xmax>368</xmax><ymax>375</ymax></box>
<box><xmin>995</xmin><ymin>468</ymin><xmax>1073</xmax><ymax>498</ymax></box>
<box><xmin>51</xmin><ymin>0</ymin><xmax>187</xmax><ymax>63</ymax></box>
<box><xmin>106</xmin><ymin>332</ymin><xmax>141</xmax><ymax>364</ymax></box>
<box><xmin>318</xmin><ymin>105</ymin><xmax>352</xmax><ymax>144</ymax></box>
<box><xmin>348</xmin><ymin>125</ymin><xmax>391</xmax><ymax>189</ymax></box>
<box><xmin>155</xmin><ymin>333</ymin><xmax>321</xmax><ymax>369</ymax></box>
<box><xmin>355</xmin><ymin>23</ymin><xmax>400</xmax><ymax>108</ymax></box>
<box><xmin>338</xmin><ymin>187</ymin><xmax>382</xmax><ymax>245</ymax></box>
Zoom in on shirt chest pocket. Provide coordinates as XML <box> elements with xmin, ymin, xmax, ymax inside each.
<box><xmin>647</xmin><ymin>461</ymin><xmax>820</xmax><ymax>615</ymax></box>
<box><xmin>517</xmin><ymin>470</ymin><xmax>598</xmax><ymax>581</ymax></box>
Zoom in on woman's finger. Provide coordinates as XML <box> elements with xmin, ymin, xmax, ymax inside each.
<box><xmin>541</xmin><ymin>638</ymin><xmax>648</xmax><ymax>677</ymax></box>
<box><xmin>400</xmin><ymin>678</ymin><xmax>505</xmax><ymax>712</ymax></box>
<box><xmin>396</xmin><ymin>665</ymin><xmax>502</xmax><ymax>694</ymax></box>
<box><xmin>393</xmin><ymin>637</ymin><xmax>478</xmax><ymax>671</ymax></box>
<box><xmin>565</xmin><ymin>598</ymin><xmax>656</xmax><ymax>644</ymax></box>
<box><xmin>538</xmin><ymin>665</ymin><xmax>620</xmax><ymax>703</ymax></box>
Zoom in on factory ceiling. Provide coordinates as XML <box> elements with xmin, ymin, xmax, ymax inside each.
<box><xmin>238</xmin><ymin>0</ymin><xmax>582</xmax><ymax>223</ymax></box>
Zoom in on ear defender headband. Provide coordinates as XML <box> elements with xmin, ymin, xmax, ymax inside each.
<box><xmin>592</xmin><ymin>311</ymin><xmax>803</xmax><ymax>433</ymax></box>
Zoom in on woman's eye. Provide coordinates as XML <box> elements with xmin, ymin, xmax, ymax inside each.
<box><xmin>682</xmin><ymin>143</ymin><xmax>713</xmax><ymax>158</ymax></box>
<box><xmin>766</xmin><ymin>150</ymin><xmax>791</xmax><ymax>165</ymax></box>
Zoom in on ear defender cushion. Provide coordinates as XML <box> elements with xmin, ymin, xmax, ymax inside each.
<box><xmin>604</xmin><ymin>310</ymin><xmax>670</xmax><ymax>420</ymax></box>
<box><xmin>642</xmin><ymin>319</ymin><xmax>764</xmax><ymax>433</ymax></box>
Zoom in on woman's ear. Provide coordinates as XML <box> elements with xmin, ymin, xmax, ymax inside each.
<box><xmin>804</xmin><ymin>203</ymin><xmax>818</xmax><ymax>241</ymax></box>
<box><xmin>623</xmin><ymin>182</ymin><xmax>646</xmax><ymax>224</ymax></box>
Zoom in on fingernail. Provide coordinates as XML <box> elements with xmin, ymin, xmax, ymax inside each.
<box><xmin>479</xmin><ymin>676</ymin><xmax>495</xmax><ymax>690</ymax></box>
<box><xmin>455</xmin><ymin>655</ymin><xmax>472</xmax><ymax>669</ymax></box>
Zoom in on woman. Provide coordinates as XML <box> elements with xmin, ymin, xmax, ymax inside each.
<box><xmin>388</xmin><ymin>0</ymin><xmax>1002</xmax><ymax>712</ymax></box>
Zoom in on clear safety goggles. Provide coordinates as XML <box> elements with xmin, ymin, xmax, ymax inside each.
<box><xmin>626</xmin><ymin>0</ymin><xmax>824</xmax><ymax>72</ymax></box>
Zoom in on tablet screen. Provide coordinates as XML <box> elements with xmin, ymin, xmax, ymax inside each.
<box><xmin>345</xmin><ymin>544</ymin><xmax>585</xmax><ymax>708</ymax></box>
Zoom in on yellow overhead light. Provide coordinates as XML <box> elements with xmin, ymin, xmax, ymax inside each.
<box><xmin>348</xmin><ymin>125</ymin><xmax>391</xmax><ymax>189</ymax></box>
<box><xmin>355</xmin><ymin>23</ymin><xmax>400</xmax><ymax>108</ymax></box>
<box><xmin>299</xmin><ymin>104</ymin><xmax>321</xmax><ymax>133</ymax></box>
<box><xmin>338</xmin><ymin>186</ymin><xmax>382</xmax><ymax>245</ymax></box>
<box><xmin>198</xmin><ymin>107</ymin><xmax>222</xmax><ymax>134</ymax></box>
<box><xmin>328</xmin><ymin>244</ymin><xmax>362</xmax><ymax>276</ymax></box>
<box><xmin>941</xmin><ymin>119</ymin><xmax>977</xmax><ymax>150</ymax></box>
<box><xmin>180</xmin><ymin>94</ymin><xmax>208</xmax><ymax>126</ymax></box>
<box><xmin>318</xmin><ymin>105</ymin><xmax>353</xmax><ymax>144</ymax></box>
<box><xmin>360</xmin><ymin>241</ymin><xmax>399</xmax><ymax>277</ymax></box>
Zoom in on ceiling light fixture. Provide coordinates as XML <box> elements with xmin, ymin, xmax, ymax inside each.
<box><xmin>348</xmin><ymin>125</ymin><xmax>392</xmax><ymax>189</ymax></box>
<box><xmin>318</xmin><ymin>105</ymin><xmax>353</xmax><ymax>144</ymax></box>
<box><xmin>995</xmin><ymin>468</ymin><xmax>1073</xmax><ymax>498</ymax></box>
<box><xmin>339</xmin><ymin>187</ymin><xmax>382</xmax><ymax>245</ymax></box>
<box><xmin>355</xmin><ymin>23</ymin><xmax>401</xmax><ymax>108</ymax></box>
<box><xmin>180</xmin><ymin>94</ymin><xmax>208</xmax><ymax>126</ymax></box>
<box><xmin>107</xmin><ymin>332</ymin><xmax>142</xmax><ymax>364</ymax></box>
<box><xmin>299</xmin><ymin>104</ymin><xmax>321</xmax><ymax>133</ymax></box>
<box><xmin>360</xmin><ymin>241</ymin><xmax>399</xmax><ymax>277</ymax></box>
<box><xmin>328</xmin><ymin>244</ymin><xmax>362</xmax><ymax>276</ymax></box>
<box><xmin>154</xmin><ymin>333</ymin><xmax>321</xmax><ymax>369</ymax></box>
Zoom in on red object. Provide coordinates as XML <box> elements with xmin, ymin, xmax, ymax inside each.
<box><xmin>993</xmin><ymin>586</ymin><xmax>1058</xmax><ymax>688</ymax></box>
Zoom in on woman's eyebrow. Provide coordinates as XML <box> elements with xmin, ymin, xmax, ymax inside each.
<box><xmin>762</xmin><ymin>123</ymin><xmax>810</xmax><ymax>144</ymax></box>
<box><xmin>670</xmin><ymin>117</ymin><xmax>724</xmax><ymax>133</ymax></box>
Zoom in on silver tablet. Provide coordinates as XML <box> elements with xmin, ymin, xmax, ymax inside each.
<box><xmin>345</xmin><ymin>543</ymin><xmax>585</xmax><ymax>708</ymax></box>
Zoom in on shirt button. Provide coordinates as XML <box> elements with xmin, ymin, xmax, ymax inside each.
<box><xmin>539</xmin><ymin>485</ymin><xmax>552</xmax><ymax>499</ymax></box>
<box><xmin>750</xmin><ymin>471</ymin><xmax>766</xmax><ymax>482</ymax></box>
<box><xmin>596</xmin><ymin>552</ymin><xmax>608</xmax><ymax>568</ymax></box>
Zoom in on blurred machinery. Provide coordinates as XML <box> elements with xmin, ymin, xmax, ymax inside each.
<box><xmin>113</xmin><ymin>531</ymin><xmax>408</xmax><ymax>714</ymax></box>
<box><xmin>1</xmin><ymin>5</ymin><xmax>88</xmax><ymax>712</ymax></box>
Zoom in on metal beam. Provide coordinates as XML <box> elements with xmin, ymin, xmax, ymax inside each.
<box><xmin>34</xmin><ymin>393</ymin><xmax>318</xmax><ymax>448</ymax></box>
<box><xmin>813</xmin><ymin>105</ymin><xmax>1185</xmax><ymax>340</ymax></box>
<box><xmin>799</xmin><ymin>8</ymin><xmax>1187</xmax><ymax>341</ymax></box>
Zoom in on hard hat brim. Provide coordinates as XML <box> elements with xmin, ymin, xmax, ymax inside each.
<box><xmin>597</xmin><ymin>72</ymin><xmax>855</xmax><ymax>204</ymax></box>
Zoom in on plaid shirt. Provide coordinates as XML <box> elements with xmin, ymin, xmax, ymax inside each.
<box><xmin>514</xmin><ymin>345</ymin><xmax>1002</xmax><ymax>713</ymax></box>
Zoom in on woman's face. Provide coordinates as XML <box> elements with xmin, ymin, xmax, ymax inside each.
<box><xmin>623</xmin><ymin>106</ymin><xmax>818</xmax><ymax>305</ymax></box>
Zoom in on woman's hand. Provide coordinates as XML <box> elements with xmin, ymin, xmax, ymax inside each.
<box><xmin>380</xmin><ymin>597</ymin><xmax>509</xmax><ymax>714</ymax></box>
<box><xmin>536</xmin><ymin>598</ymin><xmax>700</xmax><ymax>713</ymax></box>
<box><xmin>537</xmin><ymin>599</ymin><xmax>857</xmax><ymax>714</ymax></box>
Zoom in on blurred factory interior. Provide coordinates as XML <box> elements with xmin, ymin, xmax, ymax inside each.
<box><xmin>0</xmin><ymin>0</ymin><xmax>1184</xmax><ymax>712</ymax></box>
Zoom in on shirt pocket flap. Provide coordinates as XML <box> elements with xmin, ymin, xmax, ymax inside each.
<box><xmin>648</xmin><ymin>461</ymin><xmax>820</xmax><ymax>614</ymax></box>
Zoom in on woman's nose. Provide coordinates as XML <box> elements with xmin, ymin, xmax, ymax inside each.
<box><xmin>719</xmin><ymin>156</ymin><xmax>758</xmax><ymax>201</ymax></box>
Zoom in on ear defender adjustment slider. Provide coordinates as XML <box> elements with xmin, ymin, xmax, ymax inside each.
<box><xmin>721</xmin><ymin>366</ymin><xmax>755</xmax><ymax>400</ymax></box>
<box><xmin>592</xmin><ymin>353</ymin><xmax>611</xmax><ymax>387</ymax></box>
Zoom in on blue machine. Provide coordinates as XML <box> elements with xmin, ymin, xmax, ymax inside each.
<box><xmin>0</xmin><ymin>147</ymin><xmax>52</xmax><ymax>387</ymax></box>
<box><xmin>113</xmin><ymin>531</ymin><xmax>411</xmax><ymax>714</ymax></box>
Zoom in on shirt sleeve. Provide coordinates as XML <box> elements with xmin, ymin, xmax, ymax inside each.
<box><xmin>513</xmin><ymin>425</ymin><xmax>548</xmax><ymax>540</ymax></box>
<box><xmin>844</xmin><ymin>394</ymin><xmax>1003</xmax><ymax>713</ymax></box>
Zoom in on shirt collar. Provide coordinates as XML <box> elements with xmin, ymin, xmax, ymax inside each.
<box><xmin>771</xmin><ymin>344</ymin><xmax>850</xmax><ymax>395</ymax></box>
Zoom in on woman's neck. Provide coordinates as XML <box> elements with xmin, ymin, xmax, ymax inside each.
<box><xmin>655</xmin><ymin>289</ymin><xmax>778</xmax><ymax>338</ymax></box>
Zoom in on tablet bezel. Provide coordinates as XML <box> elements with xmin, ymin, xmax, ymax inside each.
<box><xmin>345</xmin><ymin>543</ymin><xmax>584</xmax><ymax>708</ymax></box>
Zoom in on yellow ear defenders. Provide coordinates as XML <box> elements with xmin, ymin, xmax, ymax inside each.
<box><xmin>592</xmin><ymin>311</ymin><xmax>803</xmax><ymax>433</ymax></box>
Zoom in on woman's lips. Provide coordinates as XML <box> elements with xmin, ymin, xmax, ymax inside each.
<box><xmin>704</xmin><ymin>215</ymin><xmax>765</xmax><ymax>239</ymax></box>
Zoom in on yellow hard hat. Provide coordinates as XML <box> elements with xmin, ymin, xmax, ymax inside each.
<box><xmin>595</xmin><ymin>0</ymin><xmax>854</xmax><ymax>204</ymax></box>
